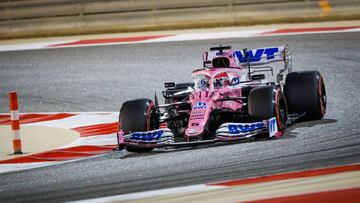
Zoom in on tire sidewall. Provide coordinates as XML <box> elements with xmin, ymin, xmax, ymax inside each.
<box><xmin>274</xmin><ymin>89</ymin><xmax>287</xmax><ymax>130</ymax></box>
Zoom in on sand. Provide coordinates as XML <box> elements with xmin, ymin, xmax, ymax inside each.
<box><xmin>0</xmin><ymin>125</ymin><xmax>79</xmax><ymax>161</ymax></box>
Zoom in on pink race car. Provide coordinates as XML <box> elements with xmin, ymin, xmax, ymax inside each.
<box><xmin>117</xmin><ymin>45</ymin><xmax>326</xmax><ymax>152</ymax></box>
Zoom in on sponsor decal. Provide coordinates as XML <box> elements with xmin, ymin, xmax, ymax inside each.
<box><xmin>200</xmin><ymin>80</ymin><xmax>208</xmax><ymax>88</ymax></box>
<box><xmin>228</xmin><ymin>122</ymin><xmax>264</xmax><ymax>134</ymax></box>
<box><xmin>233</xmin><ymin>47</ymin><xmax>279</xmax><ymax>63</ymax></box>
<box><xmin>268</xmin><ymin>117</ymin><xmax>278</xmax><ymax>137</ymax></box>
<box><xmin>190</xmin><ymin>116</ymin><xmax>205</xmax><ymax>120</ymax></box>
<box><xmin>193</xmin><ymin>102</ymin><xmax>207</xmax><ymax>109</ymax></box>
<box><xmin>130</xmin><ymin>130</ymin><xmax>164</xmax><ymax>141</ymax></box>
<box><xmin>231</xmin><ymin>77</ymin><xmax>241</xmax><ymax>86</ymax></box>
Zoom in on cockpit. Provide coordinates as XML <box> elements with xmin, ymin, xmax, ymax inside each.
<box><xmin>192</xmin><ymin>69</ymin><xmax>244</xmax><ymax>91</ymax></box>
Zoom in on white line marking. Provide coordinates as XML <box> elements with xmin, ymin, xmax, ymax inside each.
<box><xmin>59</xmin><ymin>134</ymin><xmax>117</xmax><ymax>149</ymax></box>
<box><xmin>145</xmin><ymin>29</ymin><xmax>271</xmax><ymax>43</ymax></box>
<box><xmin>260</xmin><ymin>27</ymin><xmax>360</xmax><ymax>37</ymax></box>
<box><xmin>23</xmin><ymin>112</ymin><xmax>118</xmax><ymax>129</ymax></box>
<box><xmin>0</xmin><ymin>40</ymin><xmax>73</xmax><ymax>52</ymax></box>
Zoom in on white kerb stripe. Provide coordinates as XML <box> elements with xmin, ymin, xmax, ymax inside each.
<box><xmin>12</xmin><ymin>130</ymin><xmax>21</xmax><ymax>139</ymax></box>
<box><xmin>67</xmin><ymin>184</ymin><xmax>227</xmax><ymax>203</ymax></box>
<box><xmin>10</xmin><ymin>110</ymin><xmax>19</xmax><ymax>120</ymax></box>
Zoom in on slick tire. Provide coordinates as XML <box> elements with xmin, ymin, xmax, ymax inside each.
<box><xmin>119</xmin><ymin>98</ymin><xmax>156</xmax><ymax>152</ymax></box>
<box><xmin>284</xmin><ymin>71</ymin><xmax>326</xmax><ymax>121</ymax></box>
<box><xmin>248</xmin><ymin>86</ymin><xmax>287</xmax><ymax>131</ymax></box>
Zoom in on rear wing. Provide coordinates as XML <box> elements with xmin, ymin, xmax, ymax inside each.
<box><xmin>203</xmin><ymin>45</ymin><xmax>292</xmax><ymax>71</ymax></box>
<box><xmin>203</xmin><ymin>45</ymin><xmax>292</xmax><ymax>85</ymax></box>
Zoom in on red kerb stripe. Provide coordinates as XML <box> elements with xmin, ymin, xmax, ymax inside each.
<box><xmin>242</xmin><ymin>188</ymin><xmax>360</xmax><ymax>203</ymax></box>
<box><xmin>72</xmin><ymin>122</ymin><xmax>119</xmax><ymax>137</ymax></box>
<box><xmin>210</xmin><ymin>164</ymin><xmax>360</xmax><ymax>187</ymax></box>
<box><xmin>0</xmin><ymin>113</ymin><xmax>76</xmax><ymax>125</ymax></box>
<box><xmin>264</xmin><ymin>26</ymin><xmax>360</xmax><ymax>35</ymax></box>
<box><xmin>49</xmin><ymin>35</ymin><xmax>172</xmax><ymax>47</ymax></box>
<box><xmin>0</xmin><ymin>145</ymin><xmax>116</xmax><ymax>164</ymax></box>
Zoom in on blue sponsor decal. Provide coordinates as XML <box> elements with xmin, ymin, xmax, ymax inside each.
<box><xmin>193</xmin><ymin>102</ymin><xmax>207</xmax><ymax>109</ymax></box>
<box><xmin>200</xmin><ymin>80</ymin><xmax>208</xmax><ymax>88</ymax></box>
<box><xmin>231</xmin><ymin>77</ymin><xmax>241</xmax><ymax>86</ymax></box>
<box><xmin>228</xmin><ymin>122</ymin><xmax>264</xmax><ymax>134</ymax></box>
<box><xmin>268</xmin><ymin>117</ymin><xmax>278</xmax><ymax>137</ymax></box>
<box><xmin>233</xmin><ymin>47</ymin><xmax>279</xmax><ymax>63</ymax></box>
<box><xmin>130</xmin><ymin>130</ymin><xmax>164</xmax><ymax>141</ymax></box>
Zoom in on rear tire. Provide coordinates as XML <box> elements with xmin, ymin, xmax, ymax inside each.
<box><xmin>248</xmin><ymin>86</ymin><xmax>287</xmax><ymax>131</ymax></box>
<box><xmin>284</xmin><ymin>71</ymin><xmax>326</xmax><ymax>120</ymax></box>
<box><xmin>119</xmin><ymin>98</ymin><xmax>157</xmax><ymax>152</ymax></box>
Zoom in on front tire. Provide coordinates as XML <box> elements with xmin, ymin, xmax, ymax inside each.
<box><xmin>119</xmin><ymin>98</ymin><xmax>157</xmax><ymax>152</ymax></box>
<box><xmin>248</xmin><ymin>86</ymin><xmax>288</xmax><ymax>132</ymax></box>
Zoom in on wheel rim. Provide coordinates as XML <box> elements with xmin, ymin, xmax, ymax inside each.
<box><xmin>278</xmin><ymin>96</ymin><xmax>288</xmax><ymax>129</ymax></box>
<box><xmin>275</xmin><ymin>90</ymin><xmax>287</xmax><ymax>130</ymax></box>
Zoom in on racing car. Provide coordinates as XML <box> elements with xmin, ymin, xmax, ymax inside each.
<box><xmin>116</xmin><ymin>45</ymin><xmax>326</xmax><ymax>152</ymax></box>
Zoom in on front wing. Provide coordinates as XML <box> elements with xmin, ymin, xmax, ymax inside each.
<box><xmin>117</xmin><ymin>117</ymin><xmax>281</xmax><ymax>149</ymax></box>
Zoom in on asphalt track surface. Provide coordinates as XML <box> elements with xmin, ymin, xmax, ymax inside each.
<box><xmin>0</xmin><ymin>32</ymin><xmax>360</xmax><ymax>202</ymax></box>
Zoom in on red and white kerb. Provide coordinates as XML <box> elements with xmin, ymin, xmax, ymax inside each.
<box><xmin>9</xmin><ymin>91</ymin><xmax>22</xmax><ymax>154</ymax></box>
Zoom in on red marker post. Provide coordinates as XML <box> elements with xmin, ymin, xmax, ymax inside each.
<box><xmin>9</xmin><ymin>92</ymin><xmax>23</xmax><ymax>154</ymax></box>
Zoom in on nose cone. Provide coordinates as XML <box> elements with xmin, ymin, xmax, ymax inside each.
<box><xmin>185</xmin><ymin>127</ymin><xmax>204</xmax><ymax>137</ymax></box>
